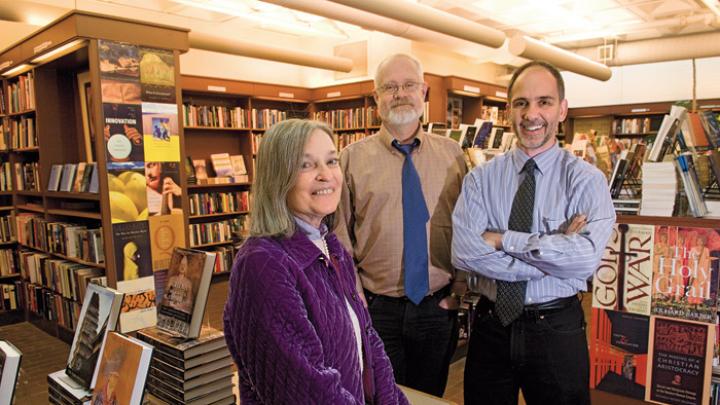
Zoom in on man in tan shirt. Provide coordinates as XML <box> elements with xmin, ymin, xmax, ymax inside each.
<box><xmin>335</xmin><ymin>53</ymin><xmax>467</xmax><ymax>397</ymax></box>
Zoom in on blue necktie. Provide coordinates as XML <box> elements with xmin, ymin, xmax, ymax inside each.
<box><xmin>393</xmin><ymin>140</ymin><xmax>429</xmax><ymax>305</ymax></box>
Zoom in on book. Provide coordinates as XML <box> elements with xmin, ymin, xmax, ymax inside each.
<box><xmin>458</xmin><ymin>124</ymin><xmax>477</xmax><ymax>149</ymax></box>
<box><xmin>73</xmin><ymin>162</ymin><xmax>87</xmax><ymax>192</ymax></box>
<box><xmin>623</xmin><ymin>224</ymin><xmax>654</xmax><ymax>316</ymax></box>
<box><xmin>192</xmin><ymin>159</ymin><xmax>208</xmax><ymax>182</ymax></box>
<box><xmin>0</xmin><ymin>340</ymin><xmax>22</xmax><ymax>403</ymax></box>
<box><xmin>148</xmin><ymin>365</ymin><xmax>233</xmax><ymax>392</ymax></box>
<box><xmin>146</xmin><ymin>373</ymin><xmax>232</xmax><ymax>402</ymax></box>
<box><xmin>60</xmin><ymin>163</ymin><xmax>77</xmax><ymax>192</ymax></box>
<box><xmin>156</xmin><ymin>248</ymin><xmax>216</xmax><ymax>338</ymax></box>
<box><xmin>646</xmin><ymin>316</ymin><xmax>714</xmax><ymax>405</ymax></box>
<box><xmin>185</xmin><ymin>157</ymin><xmax>197</xmax><ymax>185</ymax></box>
<box><xmin>675</xmin><ymin>153</ymin><xmax>708</xmax><ymax>217</ymax></box>
<box><xmin>47</xmin><ymin>370</ymin><xmax>91</xmax><ymax>405</ymax></box>
<box><xmin>210</xmin><ymin>153</ymin><xmax>233</xmax><ymax>177</ymax></box>
<box><xmin>88</xmin><ymin>163</ymin><xmax>99</xmax><ymax>193</ymax></box>
<box><xmin>92</xmin><ymin>332</ymin><xmax>153</xmax><ymax>405</ymax></box>
<box><xmin>137</xmin><ymin>325</ymin><xmax>226</xmax><ymax>360</ymax></box>
<box><xmin>229</xmin><ymin>154</ymin><xmax>248</xmax><ymax>182</ymax></box>
<box><xmin>647</xmin><ymin>114</ymin><xmax>680</xmax><ymax>162</ymax></box>
<box><xmin>150</xmin><ymin>345</ymin><xmax>230</xmax><ymax>370</ymax></box>
<box><xmin>150</xmin><ymin>353</ymin><xmax>234</xmax><ymax>381</ymax></box>
<box><xmin>472</xmin><ymin>120</ymin><xmax>494</xmax><ymax>148</ymax></box>
<box><xmin>146</xmin><ymin>383</ymin><xmax>234</xmax><ymax>405</ymax></box>
<box><xmin>593</xmin><ymin>224</ymin><xmax>622</xmax><ymax>310</ymax></box>
<box><xmin>589</xmin><ymin>309</ymin><xmax>649</xmax><ymax>400</ymax></box>
<box><xmin>66</xmin><ymin>283</ymin><xmax>124</xmax><ymax>389</ymax></box>
<box><xmin>48</xmin><ymin>164</ymin><xmax>63</xmax><ymax>191</ymax></box>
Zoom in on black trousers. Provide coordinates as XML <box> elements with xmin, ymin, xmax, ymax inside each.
<box><xmin>464</xmin><ymin>296</ymin><xmax>590</xmax><ymax>405</ymax></box>
<box><xmin>366</xmin><ymin>289</ymin><xmax>459</xmax><ymax>397</ymax></box>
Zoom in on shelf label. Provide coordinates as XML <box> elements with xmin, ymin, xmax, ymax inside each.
<box><xmin>327</xmin><ymin>91</ymin><xmax>342</xmax><ymax>98</ymax></box>
<box><xmin>699</xmin><ymin>104</ymin><xmax>720</xmax><ymax>109</ymax></box>
<box><xmin>0</xmin><ymin>61</ymin><xmax>12</xmax><ymax>70</ymax></box>
<box><xmin>630</xmin><ymin>108</ymin><xmax>650</xmax><ymax>113</ymax></box>
<box><xmin>33</xmin><ymin>41</ymin><xmax>52</xmax><ymax>54</ymax></box>
<box><xmin>495</xmin><ymin>90</ymin><xmax>508</xmax><ymax>98</ymax></box>
<box><xmin>207</xmin><ymin>85</ymin><xmax>227</xmax><ymax>92</ymax></box>
<box><xmin>463</xmin><ymin>85</ymin><xmax>480</xmax><ymax>94</ymax></box>
<box><xmin>278</xmin><ymin>92</ymin><xmax>294</xmax><ymax>99</ymax></box>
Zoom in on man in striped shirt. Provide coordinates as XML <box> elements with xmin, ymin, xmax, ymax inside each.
<box><xmin>452</xmin><ymin>61</ymin><xmax>615</xmax><ymax>405</ymax></box>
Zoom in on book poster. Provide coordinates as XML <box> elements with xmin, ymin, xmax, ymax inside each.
<box><xmin>646</xmin><ymin>316</ymin><xmax>714</xmax><ymax>405</ymax></box>
<box><xmin>108</xmin><ymin>162</ymin><xmax>148</xmax><ymax>223</ymax></box>
<box><xmin>624</xmin><ymin>224</ymin><xmax>654</xmax><ymax>315</ymax></box>
<box><xmin>593</xmin><ymin>224</ymin><xmax>622</xmax><ymax>310</ymax></box>
<box><xmin>156</xmin><ymin>250</ymin><xmax>205</xmax><ymax>336</ymax></box>
<box><xmin>145</xmin><ymin>162</ymin><xmax>182</xmax><ymax>216</ymax></box>
<box><xmin>112</xmin><ymin>221</ymin><xmax>152</xmax><ymax>282</ymax></box>
<box><xmin>590</xmin><ymin>308</ymin><xmax>649</xmax><ymax>400</ymax></box>
<box><xmin>148</xmin><ymin>214</ymin><xmax>186</xmax><ymax>271</ymax></box>
<box><xmin>142</xmin><ymin>102</ymin><xmax>180</xmax><ymax>162</ymax></box>
<box><xmin>118</xmin><ymin>277</ymin><xmax>156</xmax><ymax>333</ymax></box>
<box><xmin>139</xmin><ymin>47</ymin><xmax>176</xmax><ymax>104</ymax></box>
<box><xmin>651</xmin><ymin>226</ymin><xmax>720</xmax><ymax>323</ymax></box>
<box><xmin>92</xmin><ymin>332</ymin><xmax>143</xmax><ymax>405</ymax></box>
<box><xmin>98</xmin><ymin>40</ymin><xmax>141</xmax><ymax>105</ymax></box>
<box><xmin>103</xmin><ymin>103</ymin><xmax>144</xmax><ymax>162</ymax></box>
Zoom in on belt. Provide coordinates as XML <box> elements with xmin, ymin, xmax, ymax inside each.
<box><xmin>479</xmin><ymin>295</ymin><xmax>577</xmax><ymax>316</ymax></box>
<box><xmin>365</xmin><ymin>285</ymin><xmax>450</xmax><ymax>303</ymax></box>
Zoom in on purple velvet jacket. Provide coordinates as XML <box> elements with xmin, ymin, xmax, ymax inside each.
<box><xmin>223</xmin><ymin>229</ymin><xmax>408</xmax><ymax>404</ymax></box>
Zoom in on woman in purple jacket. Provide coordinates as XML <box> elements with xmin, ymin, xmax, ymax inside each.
<box><xmin>223</xmin><ymin>119</ymin><xmax>408</xmax><ymax>404</ymax></box>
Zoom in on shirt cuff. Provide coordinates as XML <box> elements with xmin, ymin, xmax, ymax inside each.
<box><xmin>502</xmin><ymin>230</ymin><xmax>531</xmax><ymax>253</ymax></box>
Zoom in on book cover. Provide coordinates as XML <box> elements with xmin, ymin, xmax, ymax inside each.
<box><xmin>60</xmin><ymin>163</ymin><xmax>78</xmax><ymax>192</ymax></box>
<box><xmin>112</xmin><ymin>221</ymin><xmax>153</xmax><ymax>282</ymax></box>
<box><xmin>589</xmin><ymin>308</ymin><xmax>649</xmax><ymax>400</ymax></box>
<box><xmin>145</xmin><ymin>162</ymin><xmax>182</xmax><ymax>216</ymax></box>
<box><xmin>139</xmin><ymin>47</ymin><xmax>176</xmax><ymax>104</ymax></box>
<box><xmin>230</xmin><ymin>154</ymin><xmax>247</xmax><ymax>176</ymax></box>
<box><xmin>0</xmin><ymin>340</ymin><xmax>22</xmax><ymax>403</ymax></box>
<box><xmin>98</xmin><ymin>40</ymin><xmax>141</xmax><ymax>105</ymax></box>
<box><xmin>142</xmin><ymin>102</ymin><xmax>180</xmax><ymax>162</ymax></box>
<box><xmin>210</xmin><ymin>153</ymin><xmax>233</xmax><ymax>177</ymax></box>
<box><xmin>47</xmin><ymin>164</ymin><xmax>63</xmax><ymax>191</ymax></box>
<box><xmin>66</xmin><ymin>283</ymin><xmax>124</xmax><ymax>390</ymax></box>
<box><xmin>108</xmin><ymin>162</ymin><xmax>148</xmax><ymax>223</ymax></box>
<box><xmin>646</xmin><ymin>316</ymin><xmax>714</xmax><ymax>405</ymax></box>
<box><xmin>89</xmin><ymin>163</ymin><xmax>99</xmax><ymax>194</ymax></box>
<box><xmin>149</xmin><ymin>214</ymin><xmax>186</xmax><ymax>271</ymax></box>
<box><xmin>156</xmin><ymin>248</ymin><xmax>216</xmax><ymax>338</ymax></box>
<box><xmin>185</xmin><ymin>157</ymin><xmax>197</xmax><ymax>185</ymax></box>
<box><xmin>104</xmin><ymin>103</ymin><xmax>144</xmax><ymax>162</ymax></box>
<box><xmin>623</xmin><ymin>224</ymin><xmax>654</xmax><ymax>316</ymax></box>
<box><xmin>137</xmin><ymin>325</ymin><xmax>226</xmax><ymax>360</ymax></box>
<box><xmin>192</xmin><ymin>159</ymin><xmax>208</xmax><ymax>181</ymax></box>
<box><xmin>92</xmin><ymin>332</ymin><xmax>153</xmax><ymax>405</ymax></box>
<box><xmin>73</xmin><ymin>162</ymin><xmax>87</xmax><ymax>192</ymax></box>
<box><xmin>593</xmin><ymin>224</ymin><xmax>622</xmax><ymax>310</ymax></box>
<box><xmin>472</xmin><ymin>120</ymin><xmax>493</xmax><ymax>148</ymax></box>
<box><xmin>651</xmin><ymin>226</ymin><xmax>720</xmax><ymax>323</ymax></box>
<box><xmin>117</xmin><ymin>276</ymin><xmax>157</xmax><ymax>333</ymax></box>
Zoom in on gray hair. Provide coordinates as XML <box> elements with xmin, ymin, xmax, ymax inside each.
<box><xmin>374</xmin><ymin>53</ymin><xmax>424</xmax><ymax>88</ymax></box>
<box><xmin>249</xmin><ymin>119</ymin><xmax>334</xmax><ymax>238</ymax></box>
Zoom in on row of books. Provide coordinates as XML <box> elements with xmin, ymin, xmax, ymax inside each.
<box><xmin>18</xmin><ymin>250</ymin><xmax>105</xmax><ymax>303</ymax></box>
<box><xmin>47</xmin><ymin>162</ymin><xmax>99</xmax><ymax>193</ymax></box>
<box><xmin>0</xmin><ymin>249</ymin><xmax>17</xmax><ymax>277</ymax></box>
<box><xmin>313</xmin><ymin>107</ymin><xmax>366</xmax><ymax>129</ymax></box>
<box><xmin>190</xmin><ymin>153</ymin><xmax>248</xmax><ymax>184</ymax></box>
<box><xmin>1</xmin><ymin>116</ymin><xmax>37</xmax><ymax>149</ymax></box>
<box><xmin>209</xmin><ymin>244</ymin><xmax>241</xmax><ymax>274</ymax></box>
<box><xmin>15</xmin><ymin>161</ymin><xmax>39</xmax><ymax>191</ymax></box>
<box><xmin>479</xmin><ymin>105</ymin><xmax>510</xmax><ymax>127</ymax></box>
<box><xmin>251</xmin><ymin>108</ymin><xmax>289</xmax><ymax>130</ymax></box>
<box><xmin>0</xmin><ymin>86</ymin><xmax>5</xmax><ymax>115</ymax></box>
<box><xmin>366</xmin><ymin>106</ymin><xmax>383</xmax><ymax>127</ymax></box>
<box><xmin>189</xmin><ymin>190</ymin><xmax>250</xmax><ymax>216</ymax></box>
<box><xmin>182</xmin><ymin>103</ymin><xmax>249</xmax><ymax>129</ymax></box>
<box><xmin>0</xmin><ymin>215</ymin><xmax>14</xmax><ymax>242</ymax></box>
<box><xmin>21</xmin><ymin>282</ymin><xmax>81</xmax><ymax>330</ymax></box>
<box><xmin>0</xmin><ymin>162</ymin><xmax>11</xmax><ymax>191</ymax></box>
<box><xmin>188</xmin><ymin>217</ymin><xmax>244</xmax><ymax>247</ymax></box>
<box><xmin>612</xmin><ymin>116</ymin><xmax>661</xmax><ymax>135</ymax></box>
<box><xmin>15</xmin><ymin>214</ymin><xmax>105</xmax><ymax>264</ymax></box>
<box><xmin>0</xmin><ymin>283</ymin><xmax>18</xmax><ymax>311</ymax></box>
<box><xmin>6</xmin><ymin>73</ymin><xmax>35</xmax><ymax>114</ymax></box>
<box><xmin>335</xmin><ymin>131</ymin><xmax>370</xmax><ymax>150</ymax></box>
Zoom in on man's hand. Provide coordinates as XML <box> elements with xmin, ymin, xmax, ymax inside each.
<box><xmin>438</xmin><ymin>279</ymin><xmax>467</xmax><ymax>310</ymax></box>
<box><xmin>560</xmin><ymin>214</ymin><xmax>587</xmax><ymax>235</ymax></box>
<box><xmin>482</xmin><ymin>231</ymin><xmax>503</xmax><ymax>250</ymax></box>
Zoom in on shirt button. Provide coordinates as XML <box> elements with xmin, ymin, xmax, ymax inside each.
<box><xmin>509</xmin><ymin>246</ymin><xmax>515</xmax><ymax>250</ymax></box>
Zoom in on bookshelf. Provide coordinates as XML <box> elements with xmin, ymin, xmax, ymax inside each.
<box><xmin>0</xmin><ymin>11</ymin><xmax>189</xmax><ymax>342</ymax></box>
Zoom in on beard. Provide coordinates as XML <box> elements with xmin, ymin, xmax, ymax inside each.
<box><xmin>382</xmin><ymin>103</ymin><xmax>423</xmax><ymax>126</ymax></box>
<box><xmin>513</xmin><ymin>119</ymin><xmax>556</xmax><ymax>151</ymax></box>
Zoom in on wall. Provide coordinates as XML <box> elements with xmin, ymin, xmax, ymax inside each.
<box><xmin>563</xmin><ymin>56</ymin><xmax>720</xmax><ymax>108</ymax></box>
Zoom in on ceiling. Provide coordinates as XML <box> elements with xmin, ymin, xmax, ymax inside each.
<box><xmin>0</xmin><ymin>0</ymin><xmax>719</xmax><ymax>67</ymax></box>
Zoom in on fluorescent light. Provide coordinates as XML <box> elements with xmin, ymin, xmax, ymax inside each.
<box><xmin>1</xmin><ymin>63</ymin><xmax>34</xmax><ymax>78</ymax></box>
<box><xmin>31</xmin><ymin>39</ymin><xmax>88</xmax><ymax>64</ymax></box>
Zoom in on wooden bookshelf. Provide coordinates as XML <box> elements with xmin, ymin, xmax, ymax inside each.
<box><xmin>189</xmin><ymin>211</ymin><xmax>249</xmax><ymax>220</ymax></box>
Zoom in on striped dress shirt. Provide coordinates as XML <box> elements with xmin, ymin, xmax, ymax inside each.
<box><xmin>451</xmin><ymin>143</ymin><xmax>616</xmax><ymax>304</ymax></box>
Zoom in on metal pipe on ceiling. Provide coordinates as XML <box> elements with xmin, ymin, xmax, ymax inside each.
<box><xmin>509</xmin><ymin>34</ymin><xmax>613</xmax><ymax>81</ymax></box>
<box><xmin>189</xmin><ymin>31</ymin><xmax>353</xmax><ymax>72</ymax></box>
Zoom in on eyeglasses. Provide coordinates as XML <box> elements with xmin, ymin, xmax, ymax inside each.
<box><xmin>376</xmin><ymin>81</ymin><xmax>424</xmax><ymax>95</ymax></box>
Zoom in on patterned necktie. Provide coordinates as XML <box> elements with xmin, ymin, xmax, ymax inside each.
<box><xmin>495</xmin><ymin>158</ymin><xmax>537</xmax><ymax>326</ymax></box>
<box><xmin>393</xmin><ymin>140</ymin><xmax>430</xmax><ymax>305</ymax></box>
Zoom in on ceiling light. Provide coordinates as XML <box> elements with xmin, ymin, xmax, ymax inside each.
<box><xmin>698</xmin><ymin>0</ymin><xmax>720</xmax><ymax>17</ymax></box>
<box><xmin>31</xmin><ymin>39</ymin><xmax>88</xmax><ymax>64</ymax></box>
<box><xmin>1</xmin><ymin>63</ymin><xmax>34</xmax><ymax>78</ymax></box>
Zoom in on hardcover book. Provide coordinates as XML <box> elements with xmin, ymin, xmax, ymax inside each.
<box><xmin>650</xmin><ymin>226</ymin><xmax>720</xmax><ymax>323</ymax></box>
<box><xmin>623</xmin><ymin>224</ymin><xmax>654</xmax><ymax>316</ymax></box>
<box><xmin>48</xmin><ymin>370</ymin><xmax>91</xmax><ymax>405</ymax></box>
<box><xmin>0</xmin><ymin>340</ymin><xmax>22</xmax><ymax>403</ymax></box>
<box><xmin>66</xmin><ymin>283</ymin><xmax>124</xmax><ymax>389</ymax></box>
<box><xmin>210</xmin><ymin>153</ymin><xmax>233</xmax><ymax>177</ymax></box>
<box><xmin>593</xmin><ymin>224</ymin><xmax>622</xmax><ymax>310</ymax></box>
<box><xmin>92</xmin><ymin>332</ymin><xmax>153</xmax><ymax>405</ymax></box>
<box><xmin>156</xmin><ymin>248</ymin><xmax>216</xmax><ymax>338</ymax></box>
<box><xmin>137</xmin><ymin>325</ymin><xmax>226</xmax><ymax>360</ymax></box>
<box><xmin>60</xmin><ymin>164</ymin><xmax>78</xmax><ymax>192</ymax></box>
<box><xmin>646</xmin><ymin>316</ymin><xmax>714</xmax><ymax>405</ymax></box>
<box><xmin>589</xmin><ymin>308</ymin><xmax>649</xmax><ymax>400</ymax></box>
<box><xmin>48</xmin><ymin>164</ymin><xmax>63</xmax><ymax>191</ymax></box>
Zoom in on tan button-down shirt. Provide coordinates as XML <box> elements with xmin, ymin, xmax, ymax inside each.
<box><xmin>335</xmin><ymin>125</ymin><xmax>468</xmax><ymax>297</ymax></box>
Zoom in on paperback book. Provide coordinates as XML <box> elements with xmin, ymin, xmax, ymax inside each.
<box><xmin>91</xmin><ymin>332</ymin><xmax>153</xmax><ymax>405</ymax></box>
<box><xmin>0</xmin><ymin>340</ymin><xmax>22</xmax><ymax>403</ymax></box>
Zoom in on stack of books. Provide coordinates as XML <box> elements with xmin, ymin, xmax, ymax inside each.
<box><xmin>640</xmin><ymin>162</ymin><xmax>677</xmax><ymax>216</ymax></box>
<box><xmin>138</xmin><ymin>326</ymin><xmax>235</xmax><ymax>405</ymax></box>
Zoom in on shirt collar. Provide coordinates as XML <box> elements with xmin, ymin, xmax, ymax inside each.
<box><xmin>294</xmin><ymin>216</ymin><xmax>328</xmax><ymax>242</ymax></box>
<box><xmin>511</xmin><ymin>142</ymin><xmax>561</xmax><ymax>176</ymax></box>
<box><xmin>378</xmin><ymin>123</ymin><xmax>426</xmax><ymax>155</ymax></box>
